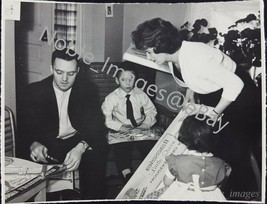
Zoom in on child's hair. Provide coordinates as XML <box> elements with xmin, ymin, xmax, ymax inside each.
<box><xmin>178</xmin><ymin>114</ymin><xmax>219</xmax><ymax>153</ymax></box>
<box><xmin>116</xmin><ymin>61</ymin><xmax>138</xmax><ymax>79</ymax></box>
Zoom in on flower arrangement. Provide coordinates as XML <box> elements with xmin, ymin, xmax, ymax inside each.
<box><xmin>179</xmin><ymin>12</ymin><xmax>261</xmax><ymax>68</ymax></box>
<box><xmin>219</xmin><ymin>13</ymin><xmax>261</xmax><ymax>67</ymax></box>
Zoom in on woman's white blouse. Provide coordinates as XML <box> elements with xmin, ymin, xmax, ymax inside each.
<box><xmin>178</xmin><ymin>41</ymin><xmax>244</xmax><ymax>101</ymax></box>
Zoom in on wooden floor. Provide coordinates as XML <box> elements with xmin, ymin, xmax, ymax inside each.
<box><xmin>106</xmin><ymin>175</ymin><xmax>125</xmax><ymax>199</ymax></box>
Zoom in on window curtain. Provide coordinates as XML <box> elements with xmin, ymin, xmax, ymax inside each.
<box><xmin>183</xmin><ymin>1</ymin><xmax>260</xmax><ymax>34</ymax></box>
<box><xmin>54</xmin><ymin>3</ymin><xmax>77</xmax><ymax>49</ymax></box>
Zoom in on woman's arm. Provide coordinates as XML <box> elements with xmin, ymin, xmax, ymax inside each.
<box><xmin>213</xmin><ymin>97</ymin><xmax>232</xmax><ymax>115</ymax></box>
<box><xmin>203</xmin><ymin>57</ymin><xmax>244</xmax><ymax>114</ymax></box>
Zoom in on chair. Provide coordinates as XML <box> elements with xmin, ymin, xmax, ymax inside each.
<box><xmin>249</xmin><ymin>149</ymin><xmax>261</xmax><ymax>194</ymax></box>
<box><xmin>4</xmin><ymin>106</ymin><xmax>80</xmax><ymax>199</ymax></box>
<box><xmin>5</xmin><ymin>106</ymin><xmax>16</xmax><ymax>157</ymax></box>
<box><xmin>154</xmin><ymin>103</ymin><xmax>178</xmax><ymax>130</ymax></box>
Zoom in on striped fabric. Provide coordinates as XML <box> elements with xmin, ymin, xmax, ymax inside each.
<box><xmin>54</xmin><ymin>3</ymin><xmax>77</xmax><ymax>49</ymax></box>
<box><xmin>5</xmin><ymin>107</ymin><xmax>16</xmax><ymax>157</ymax></box>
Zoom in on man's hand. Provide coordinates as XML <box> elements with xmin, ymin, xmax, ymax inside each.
<box><xmin>30</xmin><ymin>141</ymin><xmax>48</xmax><ymax>163</ymax></box>
<box><xmin>119</xmin><ymin>125</ymin><xmax>132</xmax><ymax>133</ymax></box>
<box><xmin>63</xmin><ymin>143</ymin><xmax>85</xmax><ymax>171</ymax></box>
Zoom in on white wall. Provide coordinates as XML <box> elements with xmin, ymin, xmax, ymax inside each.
<box><xmin>4</xmin><ymin>20</ymin><xmax>17</xmax><ymax>119</ymax></box>
<box><xmin>105</xmin><ymin>4</ymin><xmax>124</xmax><ymax>61</ymax></box>
<box><xmin>81</xmin><ymin>4</ymin><xmax>105</xmax><ymax>62</ymax></box>
<box><xmin>81</xmin><ymin>4</ymin><xmax>124</xmax><ymax>62</ymax></box>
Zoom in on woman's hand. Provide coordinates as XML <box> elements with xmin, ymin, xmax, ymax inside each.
<box><xmin>213</xmin><ymin>97</ymin><xmax>232</xmax><ymax>116</ymax></box>
<box><xmin>204</xmin><ymin>97</ymin><xmax>232</xmax><ymax>122</ymax></box>
<box><xmin>183</xmin><ymin>89</ymin><xmax>196</xmax><ymax>108</ymax></box>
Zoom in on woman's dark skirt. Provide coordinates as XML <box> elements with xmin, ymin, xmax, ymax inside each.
<box><xmin>196</xmin><ymin>65</ymin><xmax>262</xmax><ymax>200</ymax></box>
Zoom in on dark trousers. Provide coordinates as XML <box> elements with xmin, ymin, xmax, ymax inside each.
<box><xmin>197</xmin><ymin>66</ymin><xmax>261</xmax><ymax>146</ymax></box>
<box><xmin>47</xmin><ymin>135</ymin><xmax>108</xmax><ymax>199</ymax></box>
<box><xmin>79</xmin><ymin>149</ymin><xmax>107</xmax><ymax>199</ymax></box>
<box><xmin>197</xmin><ymin>66</ymin><xmax>261</xmax><ymax>199</ymax></box>
<box><xmin>112</xmin><ymin>140</ymin><xmax>156</xmax><ymax>175</ymax></box>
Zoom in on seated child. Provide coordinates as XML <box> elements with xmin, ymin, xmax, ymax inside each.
<box><xmin>101</xmin><ymin>62</ymin><xmax>157</xmax><ymax>182</ymax></box>
<box><xmin>146</xmin><ymin>114</ymin><xmax>231</xmax><ymax>200</ymax></box>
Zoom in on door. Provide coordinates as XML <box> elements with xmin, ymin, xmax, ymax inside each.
<box><xmin>15</xmin><ymin>2</ymin><xmax>53</xmax><ymax>88</ymax></box>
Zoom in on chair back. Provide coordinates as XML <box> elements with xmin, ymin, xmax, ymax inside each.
<box><xmin>83</xmin><ymin>62</ymin><xmax>157</xmax><ymax>103</ymax></box>
<box><xmin>249</xmin><ymin>150</ymin><xmax>261</xmax><ymax>193</ymax></box>
<box><xmin>5</xmin><ymin>106</ymin><xmax>16</xmax><ymax>157</ymax></box>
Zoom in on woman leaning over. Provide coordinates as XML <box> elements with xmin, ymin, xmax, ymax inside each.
<box><xmin>131</xmin><ymin>18</ymin><xmax>261</xmax><ymax>200</ymax></box>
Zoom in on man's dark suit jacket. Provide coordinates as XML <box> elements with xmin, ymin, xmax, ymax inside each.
<box><xmin>17</xmin><ymin>73</ymin><xmax>107</xmax><ymax>162</ymax></box>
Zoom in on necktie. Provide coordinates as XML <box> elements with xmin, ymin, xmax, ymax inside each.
<box><xmin>126</xmin><ymin>94</ymin><xmax>137</xmax><ymax>127</ymax></box>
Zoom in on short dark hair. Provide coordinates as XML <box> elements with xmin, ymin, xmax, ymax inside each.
<box><xmin>178</xmin><ymin>114</ymin><xmax>219</xmax><ymax>153</ymax></box>
<box><xmin>116</xmin><ymin>61</ymin><xmax>138</xmax><ymax>79</ymax></box>
<box><xmin>51</xmin><ymin>48</ymin><xmax>79</xmax><ymax>66</ymax></box>
<box><xmin>131</xmin><ymin>18</ymin><xmax>183</xmax><ymax>54</ymax></box>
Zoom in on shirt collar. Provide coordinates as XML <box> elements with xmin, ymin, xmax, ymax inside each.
<box><xmin>184</xmin><ymin>149</ymin><xmax>213</xmax><ymax>157</ymax></box>
<box><xmin>117</xmin><ymin>87</ymin><xmax>136</xmax><ymax>98</ymax></box>
<box><xmin>53</xmin><ymin>82</ymin><xmax>72</xmax><ymax>97</ymax></box>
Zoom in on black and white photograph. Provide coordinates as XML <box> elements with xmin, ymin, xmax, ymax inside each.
<box><xmin>1</xmin><ymin>0</ymin><xmax>265</xmax><ymax>203</ymax></box>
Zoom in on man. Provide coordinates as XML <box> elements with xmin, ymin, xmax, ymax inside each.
<box><xmin>17</xmin><ymin>48</ymin><xmax>108</xmax><ymax>199</ymax></box>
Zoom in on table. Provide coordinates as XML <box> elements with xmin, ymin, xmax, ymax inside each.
<box><xmin>5</xmin><ymin>157</ymin><xmax>47</xmax><ymax>203</ymax></box>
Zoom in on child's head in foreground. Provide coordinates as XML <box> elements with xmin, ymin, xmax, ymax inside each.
<box><xmin>116</xmin><ymin>61</ymin><xmax>137</xmax><ymax>93</ymax></box>
<box><xmin>178</xmin><ymin>114</ymin><xmax>219</xmax><ymax>153</ymax></box>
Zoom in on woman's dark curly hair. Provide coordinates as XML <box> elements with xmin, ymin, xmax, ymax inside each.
<box><xmin>131</xmin><ymin>18</ymin><xmax>185</xmax><ymax>54</ymax></box>
<box><xmin>178</xmin><ymin>114</ymin><xmax>219</xmax><ymax>153</ymax></box>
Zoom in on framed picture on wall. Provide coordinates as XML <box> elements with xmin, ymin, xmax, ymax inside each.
<box><xmin>105</xmin><ymin>4</ymin><xmax>113</xmax><ymax>17</ymax></box>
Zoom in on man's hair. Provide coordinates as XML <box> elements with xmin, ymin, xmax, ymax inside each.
<box><xmin>178</xmin><ymin>114</ymin><xmax>219</xmax><ymax>153</ymax></box>
<box><xmin>132</xmin><ymin>18</ymin><xmax>184</xmax><ymax>54</ymax></box>
<box><xmin>116</xmin><ymin>61</ymin><xmax>138</xmax><ymax>79</ymax></box>
<box><xmin>51</xmin><ymin>48</ymin><xmax>79</xmax><ymax>65</ymax></box>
